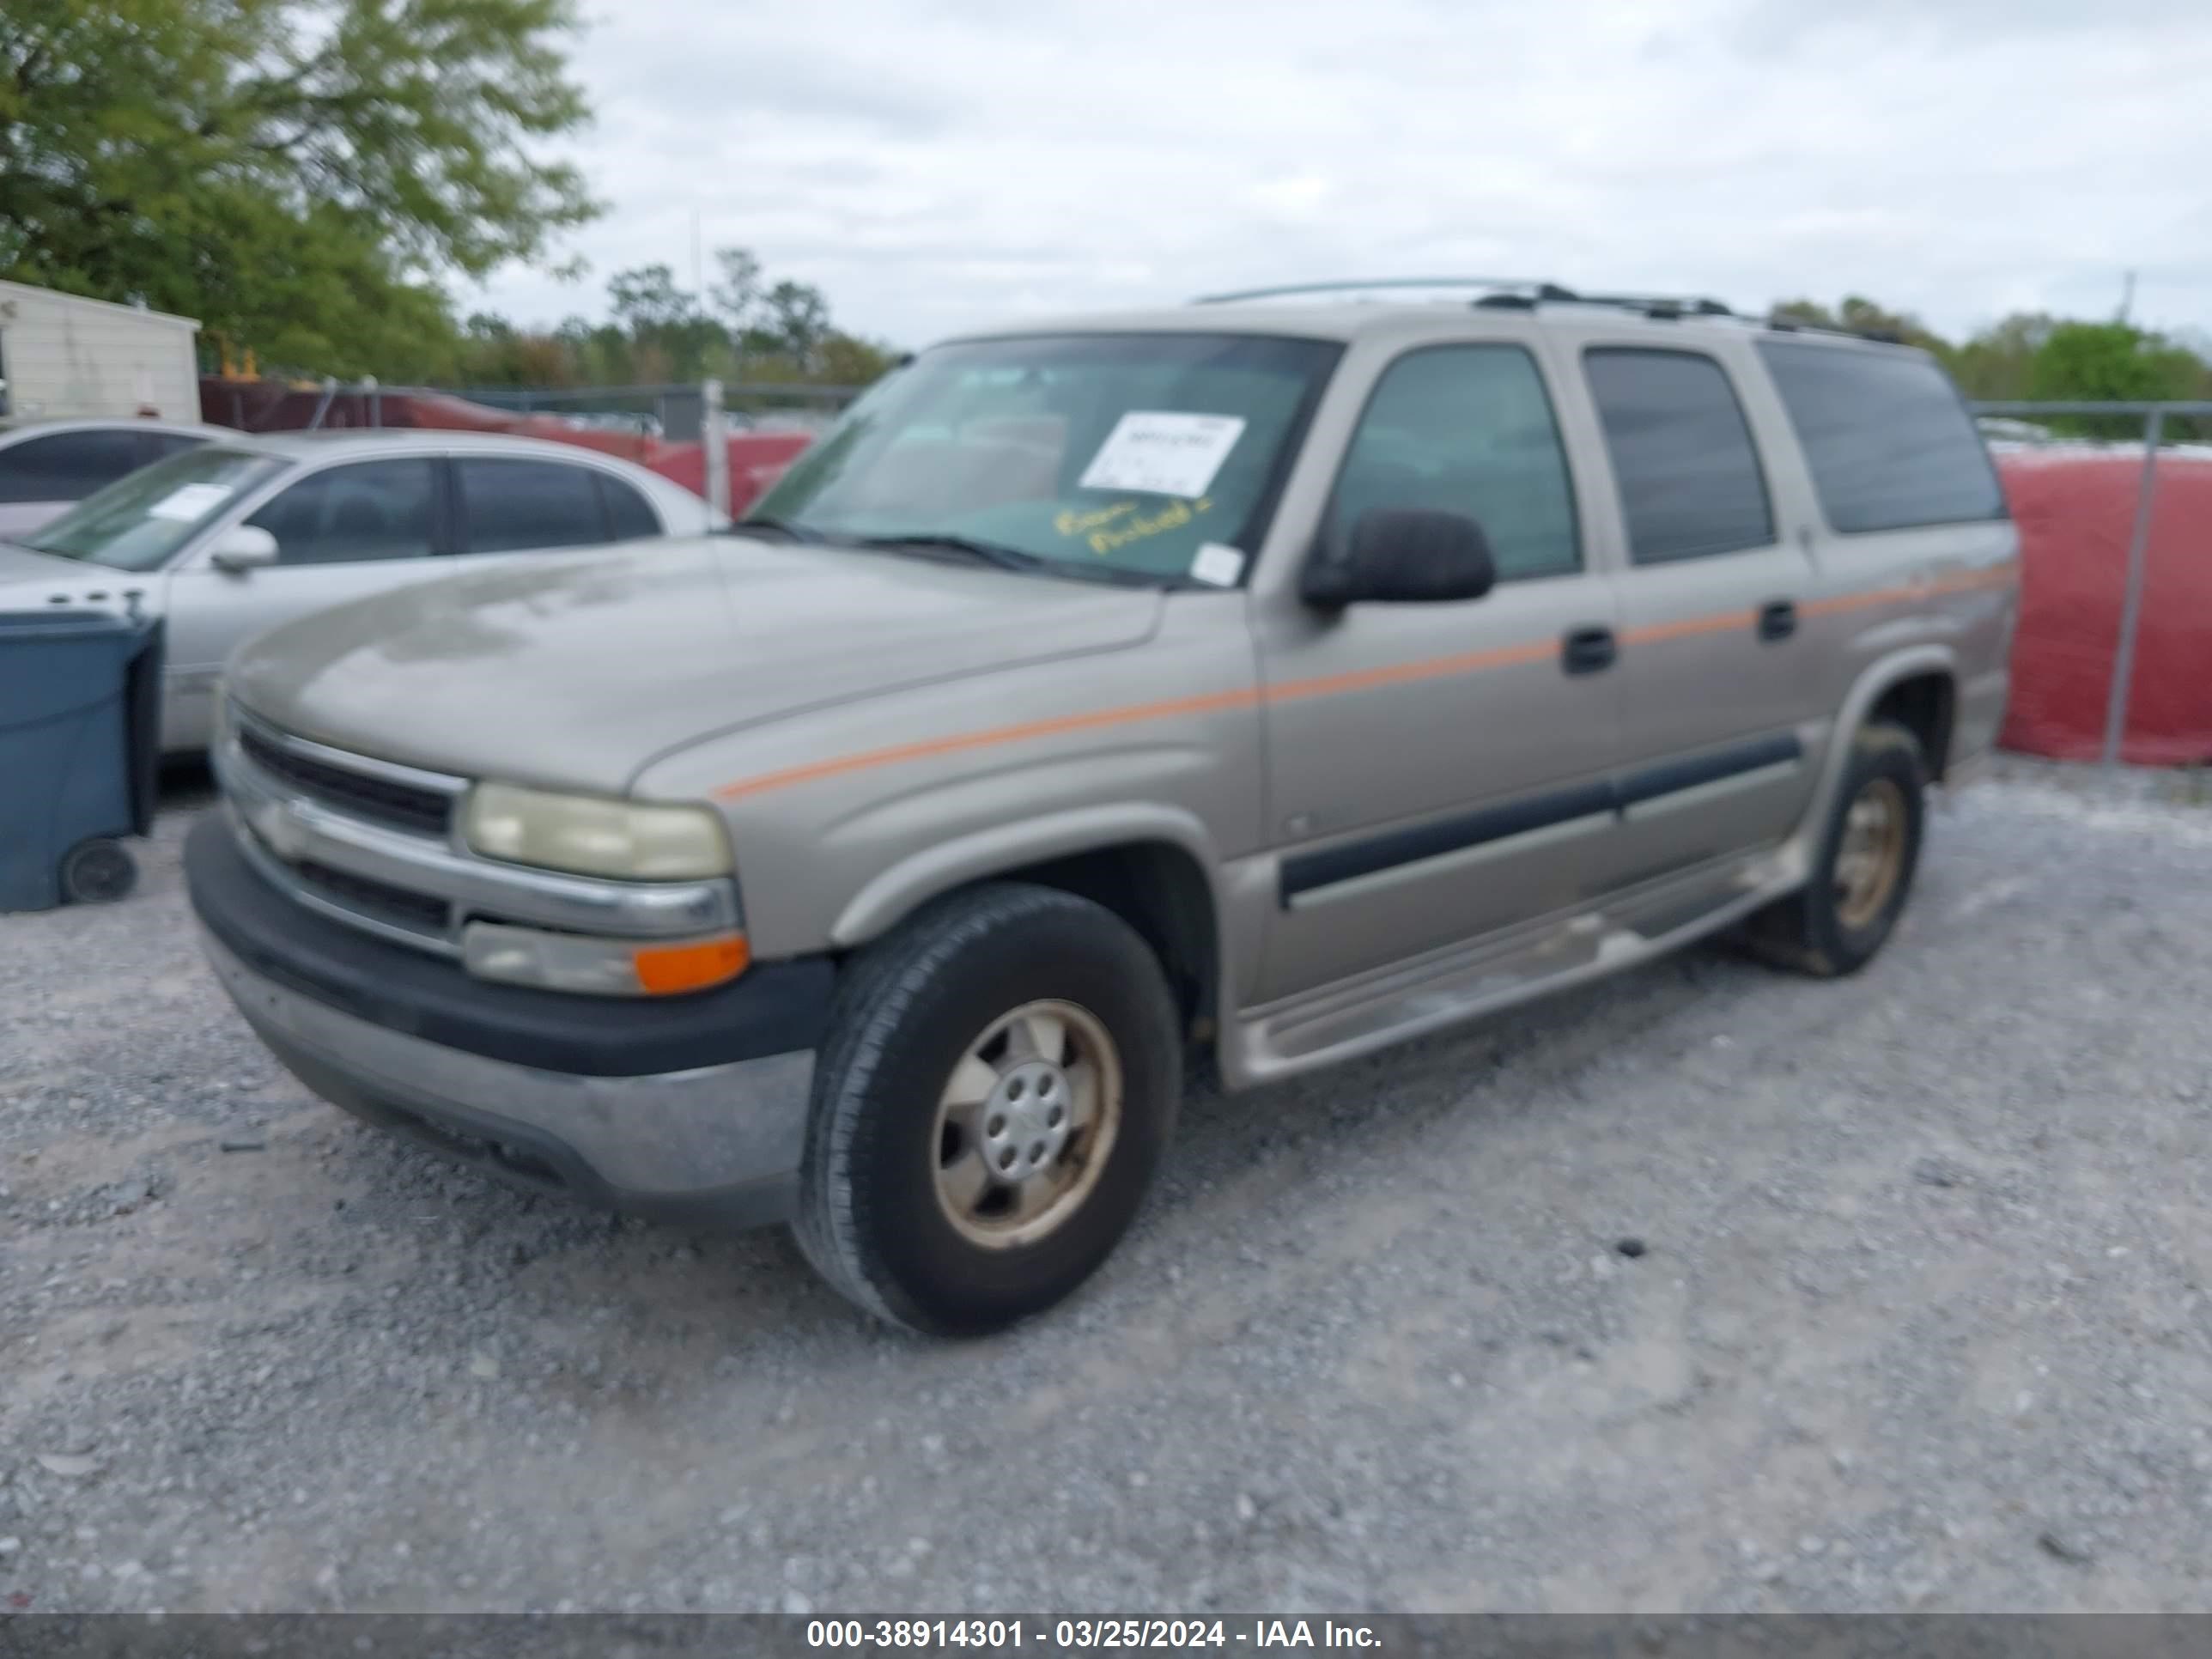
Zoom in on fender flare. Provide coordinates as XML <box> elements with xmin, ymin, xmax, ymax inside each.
<box><xmin>829</xmin><ymin>801</ymin><xmax>1228</xmax><ymax>953</ymax></box>
<box><xmin>1803</xmin><ymin>646</ymin><xmax>1960</xmax><ymax>837</ymax></box>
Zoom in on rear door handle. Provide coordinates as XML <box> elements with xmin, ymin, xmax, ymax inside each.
<box><xmin>1757</xmin><ymin>599</ymin><xmax>1797</xmax><ymax>642</ymax></box>
<box><xmin>1561</xmin><ymin>625</ymin><xmax>1617</xmax><ymax>676</ymax></box>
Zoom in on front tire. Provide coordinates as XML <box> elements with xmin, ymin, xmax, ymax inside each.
<box><xmin>793</xmin><ymin>883</ymin><xmax>1182</xmax><ymax>1336</ymax></box>
<box><xmin>1743</xmin><ymin>722</ymin><xmax>1926</xmax><ymax>977</ymax></box>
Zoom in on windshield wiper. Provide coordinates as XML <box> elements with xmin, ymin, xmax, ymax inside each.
<box><xmin>729</xmin><ymin>515</ymin><xmax>830</xmax><ymax>544</ymax></box>
<box><xmin>853</xmin><ymin>532</ymin><xmax>1054</xmax><ymax>574</ymax></box>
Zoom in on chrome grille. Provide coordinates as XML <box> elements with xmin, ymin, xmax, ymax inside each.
<box><xmin>213</xmin><ymin>704</ymin><xmax>741</xmax><ymax>961</ymax></box>
<box><xmin>293</xmin><ymin>859</ymin><xmax>453</xmax><ymax>933</ymax></box>
<box><xmin>236</xmin><ymin>721</ymin><xmax>454</xmax><ymax>837</ymax></box>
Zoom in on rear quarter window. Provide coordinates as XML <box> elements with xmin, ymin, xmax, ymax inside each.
<box><xmin>1756</xmin><ymin>341</ymin><xmax>2006</xmax><ymax>533</ymax></box>
<box><xmin>599</xmin><ymin>475</ymin><xmax>664</xmax><ymax>540</ymax></box>
<box><xmin>454</xmin><ymin>458</ymin><xmax>611</xmax><ymax>554</ymax></box>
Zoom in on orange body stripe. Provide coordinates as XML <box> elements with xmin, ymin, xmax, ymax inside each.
<box><xmin>1266</xmin><ymin>638</ymin><xmax>1558</xmax><ymax>703</ymax></box>
<box><xmin>711</xmin><ymin>567</ymin><xmax>2017</xmax><ymax>801</ymax></box>
<box><xmin>1619</xmin><ymin>609</ymin><xmax>1759</xmax><ymax>647</ymax></box>
<box><xmin>714</xmin><ymin>687</ymin><xmax>1261</xmax><ymax>801</ymax></box>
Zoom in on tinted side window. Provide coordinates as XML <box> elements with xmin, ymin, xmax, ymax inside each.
<box><xmin>599</xmin><ymin>475</ymin><xmax>663</xmax><ymax>540</ymax></box>
<box><xmin>1758</xmin><ymin>342</ymin><xmax>2006</xmax><ymax>532</ymax></box>
<box><xmin>456</xmin><ymin>459</ymin><xmax>610</xmax><ymax>554</ymax></box>
<box><xmin>1584</xmin><ymin>350</ymin><xmax>1774</xmax><ymax>564</ymax></box>
<box><xmin>1328</xmin><ymin>345</ymin><xmax>1580</xmax><ymax>581</ymax></box>
<box><xmin>0</xmin><ymin>429</ymin><xmax>147</xmax><ymax>503</ymax></box>
<box><xmin>246</xmin><ymin>459</ymin><xmax>438</xmax><ymax>565</ymax></box>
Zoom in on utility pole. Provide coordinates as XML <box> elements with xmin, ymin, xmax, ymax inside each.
<box><xmin>2118</xmin><ymin>270</ymin><xmax>2136</xmax><ymax>325</ymax></box>
<box><xmin>691</xmin><ymin>207</ymin><xmax>704</xmax><ymax>303</ymax></box>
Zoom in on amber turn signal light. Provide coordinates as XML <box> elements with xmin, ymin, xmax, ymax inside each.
<box><xmin>631</xmin><ymin>934</ymin><xmax>750</xmax><ymax>995</ymax></box>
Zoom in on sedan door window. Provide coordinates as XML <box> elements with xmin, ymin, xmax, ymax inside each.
<box><xmin>246</xmin><ymin>459</ymin><xmax>439</xmax><ymax>565</ymax></box>
<box><xmin>454</xmin><ymin>458</ymin><xmax>611</xmax><ymax>554</ymax></box>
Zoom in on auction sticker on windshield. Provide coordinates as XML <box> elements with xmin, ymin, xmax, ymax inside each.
<box><xmin>148</xmin><ymin>483</ymin><xmax>234</xmax><ymax>522</ymax></box>
<box><xmin>1078</xmin><ymin>412</ymin><xmax>1246</xmax><ymax>500</ymax></box>
<box><xmin>1189</xmin><ymin>542</ymin><xmax>1246</xmax><ymax>586</ymax></box>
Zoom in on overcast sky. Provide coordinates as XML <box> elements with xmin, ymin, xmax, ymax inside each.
<box><xmin>469</xmin><ymin>0</ymin><xmax>2212</xmax><ymax>349</ymax></box>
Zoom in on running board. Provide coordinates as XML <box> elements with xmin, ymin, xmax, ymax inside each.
<box><xmin>1229</xmin><ymin>844</ymin><xmax>1807</xmax><ymax>1086</ymax></box>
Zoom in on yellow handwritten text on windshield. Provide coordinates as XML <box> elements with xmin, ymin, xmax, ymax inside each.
<box><xmin>1077</xmin><ymin>496</ymin><xmax>1212</xmax><ymax>556</ymax></box>
<box><xmin>1054</xmin><ymin>502</ymin><xmax>1139</xmax><ymax>538</ymax></box>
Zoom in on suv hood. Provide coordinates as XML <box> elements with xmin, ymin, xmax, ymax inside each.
<box><xmin>225</xmin><ymin>536</ymin><xmax>1164</xmax><ymax>793</ymax></box>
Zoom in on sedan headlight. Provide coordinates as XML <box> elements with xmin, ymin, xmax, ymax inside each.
<box><xmin>462</xmin><ymin>783</ymin><xmax>732</xmax><ymax>880</ymax></box>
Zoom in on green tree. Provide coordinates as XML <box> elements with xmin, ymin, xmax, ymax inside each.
<box><xmin>1769</xmin><ymin>295</ymin><xmax>1948</xmax><ymax>353</ymax></box>
<box><xmin>0</xmin><ymin>0</ymin><xmax>597</xmax><ymax>380</ymax></box>
<box><xmin>816</xmin><ymin>332</ymin><xmax>902</xmax><ymax>386</ymax></box>
<box><xmin>1944</xmin><ymin>313</ymin><xmax>2057</xmax><ymax>401</ymax></box>
<box><xmin>605</xmin><ymin>263</ymin><xmax>724</xmax><ymax>380</ymax></box>
<box><xmin>2021</xmin><ymin>321</ymin><xmax>2203</xmax><ymax>437</ymax></box>
<box><xmin>757</xmin><ymin>279</ymin><xmax>831</xmax><ymax>370</ymax></box>
<box><xmin>2027</xmin><ymin>322</ymin><xmax>2200</xmax><ymax>404</ymax></box>
<box><xmin>455</xmin><ymin>246</ymin><xmax>899</xmax><ymax>397</ymax></box>
<box><xmin>708</xmin><ymin>246</ymin><xmax>763</xmax><ymax>334</ymax></box>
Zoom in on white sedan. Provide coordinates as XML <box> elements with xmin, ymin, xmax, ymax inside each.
<box><xmin>0</xmin><ymin>430</ymin><xmax>724</xmax><ymax>754</ymax></box>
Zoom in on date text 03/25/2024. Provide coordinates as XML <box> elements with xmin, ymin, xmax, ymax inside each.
<box><xmin>805</xmin><ymin>1619</ymin><xmax>1382</xmax><ymax>1650</ymax></box>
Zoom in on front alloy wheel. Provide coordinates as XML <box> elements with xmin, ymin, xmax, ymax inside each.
<box><xmin>933</xmin><ymin>1000</ymin><xmax>1122</xmax><ymax>1249</ymax></box>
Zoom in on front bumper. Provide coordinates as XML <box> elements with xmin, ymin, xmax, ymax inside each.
<box><xmin>186</xmin><ymin>815</ymin><xmax>830</xmax><ymax>1228</ymax></box>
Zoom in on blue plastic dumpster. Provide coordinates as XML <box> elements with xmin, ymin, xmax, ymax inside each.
<box><xmin>0</xmin><ymin>609</ymin><xmax>163</xmax><ymax>913</ymax></box>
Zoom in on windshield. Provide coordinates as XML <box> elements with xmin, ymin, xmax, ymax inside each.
<box><xmin>747</xmin><ymin>332</ymin><xmax>1342</xmax><ymax>584</ymax></box>
<box><xmin>21</xmin><ymin>446</ymin><xmax>287</xmax><ymax>571</ymax></box>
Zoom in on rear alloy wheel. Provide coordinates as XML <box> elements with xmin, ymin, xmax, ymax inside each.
<box><xmin>794</xmin><ymin>883</ymin><xmax>1181</xmax><ymax>1336</ymax></box>
<box><xmin>1742</xmin><ymin>722</ymin><xmax>1926</xmax><ymax>977</ymax></box>
<box><xmin>1832</xmin><ymin>775</ymin><xmax>1910</xmax><ymax>931</ymax></box>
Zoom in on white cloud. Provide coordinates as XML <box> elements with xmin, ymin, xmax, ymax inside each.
<box><xmin>471</xmin><ymin>0</ymin><xmax>2212</xmax><ymax>349</ymax></box>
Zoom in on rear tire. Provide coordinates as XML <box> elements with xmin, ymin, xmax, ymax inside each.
<box><xmin>60</xmin><ymin>838</ymin><xmax>137</xmax><ymax>905</ymax></box>
<box><xmin>793</xmin><ymin>882</ymin><xmax>1181</xmax><ymax>1336</ymax></box>
<box><xmin>1742</xmin><ymin>723</ymin><xmax>1925</xmax><ymax>977</ymax></box>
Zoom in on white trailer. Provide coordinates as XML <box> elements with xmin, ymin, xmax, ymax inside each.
<box><xmin>0</xmin><ymin>281</ymin><xmax>201</xmax><ymax>422</ymax></box>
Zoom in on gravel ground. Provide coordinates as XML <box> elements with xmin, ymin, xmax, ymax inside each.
<box><xmin>3</xmin><ymin>758</ymin><xmax>2211</xmax><ymax>1616</ymax></box>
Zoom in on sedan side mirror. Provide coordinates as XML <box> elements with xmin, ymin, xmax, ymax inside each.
<box><xmin>1302</xmin><ymin>507</ymin><xmax>1498</xmax><ymax>609</ymax></box>
<box><xmin>209</xmin><ymin>525</ymin><xmax>279</xmax><ymax>575</ymax></box>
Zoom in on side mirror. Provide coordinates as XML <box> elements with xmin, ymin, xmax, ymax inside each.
<box><xmin>1302</xmin><ymin>507</ymin><xmax>1497</xmax><ymax>609</ymax></box>
<box><xmin>209</xmin><ymin>525</ymin><xmax>278</xmax><ymax>575</ymax></box>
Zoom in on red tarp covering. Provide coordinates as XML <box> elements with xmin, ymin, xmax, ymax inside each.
<box><xmin>201</xmin><ymin>380</ymin><xmax>813</xmax><ymax>517</ymax></box>
<box><xmin>1995</xmin><ymin>449</ymin><xmax>2212</xmax><ymax>765</ymax></box>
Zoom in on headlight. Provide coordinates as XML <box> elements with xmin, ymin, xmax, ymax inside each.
<box><xmin>462</xmin><ymin>783</ymin><xmax>732</xmax><ymax>879</ymax></box>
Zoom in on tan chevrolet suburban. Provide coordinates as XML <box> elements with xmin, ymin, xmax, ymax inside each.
<box><xmin>185</xmin><ymin>279</ymin><xmax>2020</xmax><ymax>1335</ymax></box>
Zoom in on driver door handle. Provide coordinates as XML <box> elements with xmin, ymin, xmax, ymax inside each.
<box><xmin>1562</xmin><ymin>625</ymin><xmax>1618</xmax><ymax>676</ymax></box>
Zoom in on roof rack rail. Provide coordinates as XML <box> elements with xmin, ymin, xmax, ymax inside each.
<box><xmin>1194</xmin><ymin>277</ymin><xmax>1831</xmax><ymax>329</ymax></box>
<box><xmin>1763</xmin><ymin>311</ymin><xmax>1910</xmax><ymax>345</ymax></box>
<box><xmin>1191</xmin><ymin>277</ymin><xmax>1758</xmax><ymax>325</ymax></box>
<box><xmin>1567</xmin><ymin>290</ymin><xmax>1735</xmax><ymax>319</ymax></box>
<box><xmin>1191</xmin><ymin>277</ymin><xmax>1564</xmax><ymax>305</ymax></box>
